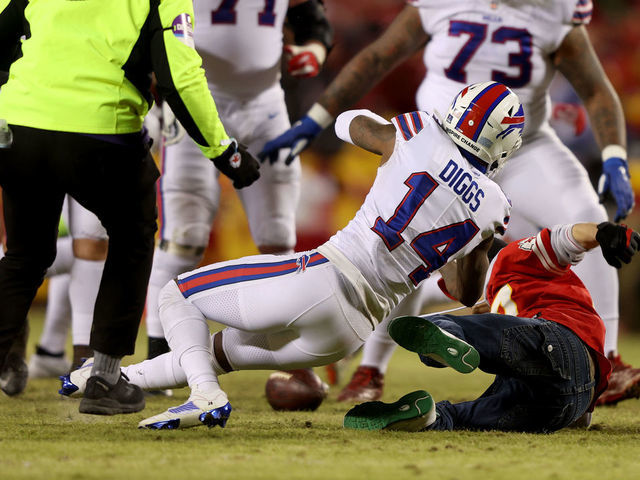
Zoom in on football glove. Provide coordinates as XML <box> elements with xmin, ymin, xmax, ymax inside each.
<box><xmin>211</xmin><ymin>139</ymin><xmax>260</xmax><ymax>189</ymax></box>
<box><xmin>597</xmin><ymin>157</ymin><xmax>634</xmax><ymax>222</ymax></box>
<box><xmin>259</xmin><ymin>115</ymin><xmax>322</xmax><ymax>165</ymax></box>
<box><xmin>284</xmin><ymin>43</ymin><xmax>326</xmax><ymax>78</ymax></box>
<box><xmin>259</xmin><ymin>103</ymin><xmax>333</xmax><ymax>165</ymax></box>
<box><xmin>595</xmin><ymin>221</ymin><xmax>640</xmax><ymax>268</ymax></box>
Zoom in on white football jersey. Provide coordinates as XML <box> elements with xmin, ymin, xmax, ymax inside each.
<box><xmin>410</xmin><ymin>0</ymin><xmax>592</xmax><ymax>137</ymax></box>
<box><xmin>320</xmin><ymin>111</ymin><xmax>511</xmax><ymax>315</ymax></box>
<box><xmin>193</xmin><ymin>0</ymin><xmax>288</xmax><ymax>99</ymax></box>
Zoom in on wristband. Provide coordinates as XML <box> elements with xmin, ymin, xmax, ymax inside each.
<box><xmin>307</xmin><ymin>103</ymin><xmax>334</xmax><ymax>129</ymax></box>
<box><xmin>602</xmin><ymin>144</ymin><xmax>627</xmax><ymax>162</ymax></box>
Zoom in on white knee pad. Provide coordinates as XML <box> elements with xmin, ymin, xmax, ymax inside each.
<box><xmin>252</xmin><ymin>215</ymin><xmax>296</xmax><ymax>251</ymax></box>
<box><xmin>163</xmin><ymin>222</ymin><xmax>212</xmax><ymax>251</ymax></box>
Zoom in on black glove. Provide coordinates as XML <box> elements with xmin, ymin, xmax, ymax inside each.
<box><xmin>595</xmin><ymin>222</ymin><xmax>640</xmax><ymax>268</ymax></box>
<box><xmin>211</xmin><ymin>140</ymin><xmax>260</xmax><ymax>189</ymax></box>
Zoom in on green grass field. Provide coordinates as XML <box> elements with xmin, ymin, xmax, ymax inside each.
<box><xmin>1</xmin><ymin>308</ymin><xmax>639</xmax><ymax>480</ymax></box>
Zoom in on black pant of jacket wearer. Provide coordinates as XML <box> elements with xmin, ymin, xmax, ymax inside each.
<box><xmin>0</xmin><ymin>125</ymin><xmax>159</xmax><ymax>368</ymax></box>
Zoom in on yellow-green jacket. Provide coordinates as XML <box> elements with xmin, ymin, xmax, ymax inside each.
<box><xmin>0</xmin><ymin>0</ymin><xmax>229</xmax><ymax>158</ymax></box>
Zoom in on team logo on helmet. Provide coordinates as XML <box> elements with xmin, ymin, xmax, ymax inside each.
<box><xmin>443</xmin><ymin>81</ymin><xmax>525</xmax><ymax>177</ymax></box>
<box><xmin>497</xmin><ymin>104</ymin><xmax>525</xmax><ymax>139</ymax></box>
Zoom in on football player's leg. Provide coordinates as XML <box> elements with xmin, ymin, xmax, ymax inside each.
<box><xmin>138</xmin><ymin>280</ymin><xmax>228</xmax><ymax>429</ymax></box>
<box><xmin>494</xmin><ymin>128</ymin><xmax>617</xmax><ymax>355</ymax></box>
<box><xmin>338</xmin><ymin>276</ymin><xmax>449</xmax><ymax>401</ymax></box>
<box><xmin>29</xmin><ymin>273</ymin><xmax>72</xmax><ymax>378</ymax></box>
<box><xmin>167</xmin><ymin>253</ymin><xmax>370</xmax><ymax>372</ymax></box>
<box><xmin>216</xmin><ymin>283</ymin><xmax>368</xmax><ymax>372</ymax></box>
<box><xmin>30</xmin><ymin>234</ymin><xmax>74</xmax><ymax>377</ymax></box>
<box><xmin>145</xmin><ymin>136</ymin><xmax>219</xmax><ymax>358</ymax></box>
<box><xmin>67</xmin><ymin>197</ymin><xmax>107</xmax><ymax>369</ymax></box>
<box><xmin>237</xmin><ymin>94</ymin><xmax>301</xmax><ymax>255</ymax></box>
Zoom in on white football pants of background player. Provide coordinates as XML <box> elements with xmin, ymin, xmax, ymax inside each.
<box><xmin>145</xmin><ymin>86</ymin><xmax>301</xmax><ymax>342</ymax></box>
<box><xmin>31</xmin><ymin>196</ymin><xmax>107</xmax><ymax>365</ymax></box>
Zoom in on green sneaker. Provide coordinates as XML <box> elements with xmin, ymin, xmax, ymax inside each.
<box><xmin>388</xmin><ymin>316</ymin><xmax>480</xmax><ymax>374</ymax></box>
<box><xmin>343</xmin><ymin>390</ymin><xmax>435</xmax><ymax>431</ymax></box>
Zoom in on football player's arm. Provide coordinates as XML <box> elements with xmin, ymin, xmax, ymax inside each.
<box><xmin>334</xmin><ymin>110</ymin><xmax>395</xmax><ymax>162</ymax></box>
<box><xmin>0</xmin><ymin>0</ymin><xmax>27</xmax><ymax>82</ymax></box>
<box><xmin>553</xmin><ymin>26</ymin><xmax>633</xmax><ymax>221</ymax></box>
<box><xmin>259</xmin><ymin>5</ymin><xmax>428</xmax><ymax>163</ymax></box>
<box><xmin>318</xmin><ymin>5</ymin><xmax>428</xmax><ymax>116</ymax></box>
<box><xmin>284</xmin><ymin>0</ymin><xmax>333</xmax><ymax>78</ymax></box>
<box><xmin>440</xmin><ymin>236</ymin><xmax>493</xmax><ymax>307</ymax></box>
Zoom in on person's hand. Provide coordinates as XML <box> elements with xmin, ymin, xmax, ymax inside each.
<box><xmin>211</xmin><ymin>140</ymin><xmax>260</xmax><ymax>189</ymax></box>
<box><xmin>598</xmin><ymin>157</ymin><xmax>634</xmax><ymax>222</ymax></box>
<box><xmin>595</xmin><ymin>222</ymin><xmax>640</xmax><ymax>268</ymax></box>
<box><xmin>284</xmin><ymin>43</ymin><xmax>326</xmax><ymax>78</ymax></box>
<box><xmin>471</xmin><ymin>301</ymin><xmax>490</xmax><ymax>315</ymax></box>
<box><xmin>259</xmin><ymin>115</ymin><xmax>322</xmax><ymax>165</ymax></box>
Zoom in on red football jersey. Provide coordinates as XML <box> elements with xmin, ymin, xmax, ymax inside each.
<box><xmin>486</xmin><ymin>228</ymin><xmax>611</xmax><ymax>404</ymax></box>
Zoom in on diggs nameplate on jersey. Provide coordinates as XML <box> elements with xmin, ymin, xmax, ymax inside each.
<box><xmin>438</xmin><ymin>159</ymin><xmax>485</xmax><ymax>212</ymax></box>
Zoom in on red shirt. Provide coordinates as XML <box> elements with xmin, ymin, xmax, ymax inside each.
<box><xmin>486</xmin><ymin>228</ymin><xmax>611</xmax><ymax>407</ymax></box>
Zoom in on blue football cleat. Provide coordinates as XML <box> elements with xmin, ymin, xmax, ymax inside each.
<box><xmin>58</xmin><ymin>358</ymin><xmax>94</xmax><ymax>397</ymax></box>
<box><xmin>138</xmin><ymin>386</ymin><xmax>231</xmax><ymax>430</ymax></box>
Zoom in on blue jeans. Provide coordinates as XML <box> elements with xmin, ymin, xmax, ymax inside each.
<box><xmin>422</xmin><ymin>314</ymin><xmax>596</xmax><ymax>432</ymax></box>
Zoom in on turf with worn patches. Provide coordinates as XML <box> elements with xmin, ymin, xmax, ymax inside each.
<box><xmin>1</xmin><ymin>308</ymin><xmax>639</xmax><ymax>480</ymax></box>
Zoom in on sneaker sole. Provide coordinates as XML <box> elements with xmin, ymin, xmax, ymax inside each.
<box><xmin>388</xmin><ymin>316</ymin><xmax>479</xmax><ymax>374</ymax></box>
<box><xmin>79</xmin><ymin>397</ymin><xmax>146</xmax><ymax>415</ymax></box>
<box><xmin>343</xmin><ymin>390</ymin><xmax>435</xmax><ymax>431</ymax></box>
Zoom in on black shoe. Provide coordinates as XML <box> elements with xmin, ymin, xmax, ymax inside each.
<box><xmin>0</xmin><ymin>352</ymin><xmax>28</xmax><ymax>396</ymax></box>
<box><xmin>0</xmin><ymin>321</ymin><xmax>29</xmax><ymax>396</ymax></box>
<box><xmin>79</xmin><ymin>374</ymin><xmax>145</xmax><ymax>415</ymax></box>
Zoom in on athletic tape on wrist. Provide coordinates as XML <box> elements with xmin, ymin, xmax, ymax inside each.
<box><xmin>602</xmin><ymin>144</ymin><xmax>627</xmax><ymax>162</ymax></box>
<box><xmin>307</xmin><ymin>103</ymin><xmax>334</xmax><ymax>129</ymax></box>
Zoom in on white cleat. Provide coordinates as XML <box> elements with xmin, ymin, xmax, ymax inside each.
<box><xmin>138</xmin><ymin>386</ymin><xmax>232</xmax><ymax>430</ymax></box>
<box><xmin>58</xmin><ymin>357</ymin><xmax>94</xmax><ymax>397</ymax></box>
<box><xmin>29</xmin><ymin>353</ymin><xmax>71</xmax><ymax>379</ymax></box>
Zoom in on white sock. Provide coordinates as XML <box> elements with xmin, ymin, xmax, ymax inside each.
<box><xmin>122</xmin><ymin>352</ymin><xmax>188</xmax><ymax>390</ymax></box>
<box><xmin>602</xmin><ymin>317</ymin><xmax>619</xmax><ymax>357</ymax></box>
<box><xmin>361</xmin><ymin>316</ymin><xmax>397</xmax><ymax>374</ymax></box>
<box><xmin>146</xmin><ymin>248</ymin><xmax>200</xmax><ymax>338</ymax></box>
<box><xmin>69</xmin><ymin>258</ymin><xmax>105</xmax><ymax>346</ymax></box>
<box><xmin>47</xmin><ymin>236</ymin><xmax>74</xmax><ymax>277</ymax></box>
<box><xmin>39</xmin><ymin>274</ymin><xmax>71</xmax><ymax>354</ymax></box>
<box><xmin>160</xmin><ymin>282</ymin><xmax>218</xmax><ymax>388</ymax></box>
<box><xmin>360</xmin><ymin>286</ymin><xmax>430</xmax><ymax>373</ymax></box>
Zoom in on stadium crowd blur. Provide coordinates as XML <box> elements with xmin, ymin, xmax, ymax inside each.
<box><xmin>23</xmin><ymin>0</ymin><xmax>640</xmax><ymax>330</ymax></box>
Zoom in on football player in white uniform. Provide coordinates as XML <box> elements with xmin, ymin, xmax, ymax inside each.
<box><xmin>261</xmin><ymin>0</ymin><xmax>637</xmax><ymax>404</ymax></box>
<box><xmin>144</xmin><ymin>0</ymin><xmax>333</xmax><ymax>362</ymax></box>
<box><xmin>63</xmin><ymin>82</ymin><xmax>521</xmax><ymax>429</ymax></box>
